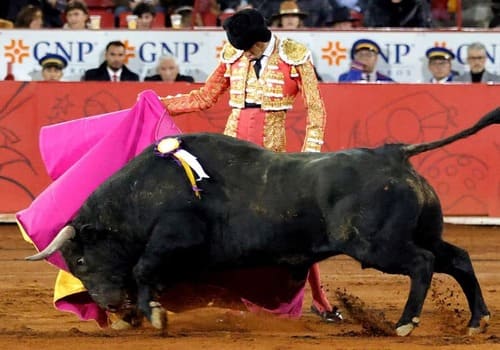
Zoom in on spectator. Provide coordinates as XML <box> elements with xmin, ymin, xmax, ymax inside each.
<box><xmin>334</xmin><ymin>0</ymin><xmax>361</xmax><ymax>11</ymax></box>
<box><xmin>145</xmin><ymin>55</ymin><xmax>194</xmax><ymax>82</ymax></box>
<box><xmin>297</xmin><ymin>0</ymin><xmax>333</xmax><ymax>27</ymax></box>
<box><xmin>327</xmin><ymin>5</ymin><xmax>358</xmax><ymax>28</ymax></box>
<box><xmin>173</xmin><ymin>5</ymin><xmax>197</xmax><ymax>27</ymax></box>
<box><xmin>461</xmin><ymin>0</ymin><xmax>492</xmax><ymax>27</ymax></box>
<box><xmin>133</xmin><ymin>1</ymin><xmax>156</xmax><ymax>29</ymax></box>
<box><xmin>42</xmin><ymin>0</ymin><xmax>67</xmax><ymax>27</ymax></box>
<box><xmin>14</xmin><ymin>4</ymin><xmax>44</xmax><ymax>28</ymax></box>
<box><xmin>271</xmin><ymin>0</ymin><xmax>307</xmax><ymax>28</ymax></box>
<box><xmin>425</xmin><ymin>47</ymin><xmax>456</xmax><ymax>83</ymax></box>
<box><xmin>193</xmin><ymin>0</ymin><xmax>220</xmax><ymax>26</ymax></box>
<box><xmin>430</xmin><ymin>0</ymin><xmax>454</xmax><ymax>27</ymax></box>
<box><xmin>38</xmin><ymin>53</ymin><xmax>67</xmax><ymax>81</ymax></box>
<box><xmin>5</xmin><ymin>0</ymin><xmax>39</xmax><ymax>22</ymax></box>
<box><xmin>362</xmin><ymin>0</ymin><xmax>433</xmax><ymax>27</ymax></box>
<box><xmin>83</xmin><ymin>41</ymin><xmax>139</xmax><ymax>81</ymax></box>
<box><xmin>455</xmin><ymin>42</ymin><xmax>500</xmax><ymax>83</ymax></box>
<box><xmin>63</xmin><ymin>1</ymin><xmax>89</xmax><ymax>29</ymax></box>
<box><xmin>116</xmin><ymin>0</ymin><xmax>162</xmax><ymax>25</ymax></box>
<box><xmin>339</xmin><ymin>39</ymin><xmax>394</xmax><ymax>82</ymax></box>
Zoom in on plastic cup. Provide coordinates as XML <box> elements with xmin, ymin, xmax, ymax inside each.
<box><xmin>170</xmin><ymin>14</ymin><xmax>182</xmax><ymax>29</ymax></box>
<box><xmin>89</xmin><ymin>15</ymin><xmax>101</xmax><ymax>30</ymax></box>
<box><xmin>126</xmin><ymin>14</ymin><xmax>138</xmax><ymax>29</ymax></box>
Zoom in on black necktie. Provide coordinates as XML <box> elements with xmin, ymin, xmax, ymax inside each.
<box><xmin>253</xmin><ymin>56</ymin><xmax>263</xmax><ymax>78</ymax></box>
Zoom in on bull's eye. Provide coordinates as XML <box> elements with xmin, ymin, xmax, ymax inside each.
<box><xmin>76</xmin><ymin>257</ymin><xmax>85</xmax><ymax>265</ymax></box>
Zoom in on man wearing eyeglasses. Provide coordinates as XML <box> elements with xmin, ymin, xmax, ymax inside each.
<box><xmin>426</xmin><ymin>47</ymin><xmax>457</xmax><ymax>83</ymax></box>
<box><xmin>455</xmin><ymin>42</ymin><xmax>500</xmax><ymax>83</ymax></box>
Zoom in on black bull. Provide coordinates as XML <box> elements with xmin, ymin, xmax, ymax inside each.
<box><xmin>27</xmin><ymin>108</ymin><xmax>499</xmax><ymax>336</ymax></box>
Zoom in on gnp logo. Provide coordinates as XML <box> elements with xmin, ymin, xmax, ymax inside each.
<box><xmin>4</xmin><ymin>39</ymin><xmax>30</xmax><ymax>63</ymax></box>
<box><xmin>33</xmin><ymin>40</ymin><xmax>136</xmax><ymax>64</ymax></box>
<box><xmin>137</xmin><ymin>41</ymin><xmax>199</xmax><ymax>63</ymax></box>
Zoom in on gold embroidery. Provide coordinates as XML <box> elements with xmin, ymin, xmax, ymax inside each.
<box><xmin>296</xmin><ymin>62</ymin><xmax>326</xmax><ymax>152</ymax></box>
<box><xmin>221</xmin><ymin>43</ymin><xmax>244</xmax><ymax>63</ymax></box>
<box><xmin>224</xmin><ymin>109</ymin><xmax>241</xmax><ymax>137</ymax></box>
<box><xmin>278</xmin><ymin>39</ymin><xmax>311</xmax><ymax>65</ymax></box>
<box><xmin>263</xmin><ymin>111</ymin><xmax>287</xmax><ymax>152</ymax></box>
<box><xmin>229</xmin><ymin>58</ymin><xmax>251</xmax><ymax>108</ymax></box>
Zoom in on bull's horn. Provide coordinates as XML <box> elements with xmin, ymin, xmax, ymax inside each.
<box><xmin>25</xmin><ymin>225</ymin><xmax>76</xmax><ymax>261</ymax></box>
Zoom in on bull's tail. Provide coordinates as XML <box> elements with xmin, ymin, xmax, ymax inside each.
<box><xmin>402</xmin><ymin>107</ymin><xmax>500</xmax><ymax>158</ymax></box>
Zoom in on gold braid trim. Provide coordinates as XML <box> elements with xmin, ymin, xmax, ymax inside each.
<box><xmin>220</xmin><ymin>43</ymin><xmax>244</xmax><ymax>64</ymax></box>
<box><xmin>223</xmin><ymin>109</ymin><xmax>241</xmax><ymax>137</ymax></box>
<box><xmin>263</xmin><ymin>110</ymin><xmax>287</xmax><ymax>152</ymax></box>
<box><xmin>296</xmin><ymin>61</ymin><xmax>326</xmax><ymax>152</ymax></box>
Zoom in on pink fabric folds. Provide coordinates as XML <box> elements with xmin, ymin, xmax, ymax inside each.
<box><xmin>16</xmin><ymin>89</ymin><xmax>305</xmax><ymax>326</ymax></box>
<box><xmin>16</xmin><ymin>90</ymin><xmax>181</xmax><ymax>326</ymax></box>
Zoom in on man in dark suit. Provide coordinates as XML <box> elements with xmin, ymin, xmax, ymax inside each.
<box><xmin>83</xmin><ymin>41</ymin><xmax>139</xmax><ymax>82</ymax></box>
<box><xmin>145</xmin><ymin>55</ymin><xmax>194</xmax><ymax>82</ymax></box>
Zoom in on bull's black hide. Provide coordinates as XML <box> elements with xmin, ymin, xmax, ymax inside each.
<box><xmin>28</xmin><ymin>108</ymin><xmax>500</xmax><ymax>336</ymax></box>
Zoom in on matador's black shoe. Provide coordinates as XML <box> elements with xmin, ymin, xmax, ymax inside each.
<box><xmin>311</xmin><ymin>304</ymin><xmax>343</xmax><ymax>323</ymax></box>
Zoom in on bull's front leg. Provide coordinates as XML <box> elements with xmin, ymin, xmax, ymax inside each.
<box><xmin>132</xmin><ymin>218</ymin><xmax>205</xmax><ymax>330</ymax></box>
<box><xmin>133</xmin><ymin>261</ymin><xmax>167</xmax><ymax>330</ymax></box>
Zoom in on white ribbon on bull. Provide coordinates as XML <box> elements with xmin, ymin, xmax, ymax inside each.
<box><xmin>173</xmin><ymin>149</ymin><xmax>210</xmax><ymax>181</ymax></box>
<box><xmin>155</xmin><ymin>137</ymin><xmax>209</xmax><ymax>198</ymax></box>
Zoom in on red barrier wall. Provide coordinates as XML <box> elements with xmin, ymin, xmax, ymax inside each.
<box><xmin>0</xmin><ymin>82</ymin><xmax>498</xmax><ymax>216</ymax></box>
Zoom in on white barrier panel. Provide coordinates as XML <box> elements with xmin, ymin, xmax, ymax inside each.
<box><xmin>1</xmin><ymin>29</ymin><xmax>500</xmax><ymax>83</ymax></box>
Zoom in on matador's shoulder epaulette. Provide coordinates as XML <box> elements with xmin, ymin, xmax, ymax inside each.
<box><xmin>220</xmin><ymin>42</ymin><xmax>244</xmax><ymax>64</ymax></box>
<box><xmin>278</xmin><ymin>38</ymin><xmax>311</xmax><ymax>66</ymax></box>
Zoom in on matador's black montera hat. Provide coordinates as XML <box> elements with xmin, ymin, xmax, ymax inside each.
<box><xmin>223</xmin><ymin>9</ymin><xmax>272</xmax><ymax>51</ymax></box>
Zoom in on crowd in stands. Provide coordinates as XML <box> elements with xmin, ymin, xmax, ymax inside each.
<box><xmin>0</xmin><ymin>0</ymin><xmax>499</xmax><ymax>29</ymax></box>
<box><xmin>1</xmin><ymin>0</ymin><xmax>500</xmax><ymax>83</ymax></box>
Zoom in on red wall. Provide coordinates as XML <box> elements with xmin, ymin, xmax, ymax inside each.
<box><xmin>0</xmin><ymin>81</ymin><xmax>499</xmax><ymax>216</ymax></box>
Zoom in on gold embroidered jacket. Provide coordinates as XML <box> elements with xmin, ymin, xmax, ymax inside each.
<box><xmin>160</xmin><ymin>36</ymin><xmax>326</xmax><ymax>152</ymax></box>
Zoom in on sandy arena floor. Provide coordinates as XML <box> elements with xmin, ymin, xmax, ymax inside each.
<box><xmin>0</xmin><ymin>223</ymin><xmax>498</xmax><ymax>349</ymax></box>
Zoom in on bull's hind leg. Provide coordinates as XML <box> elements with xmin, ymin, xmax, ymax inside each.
<box><xmin>431</xmin><ymin>240</ymin><xmax>490</xmax><ymax>334</ymax></box>
<box><xmin>346</xmin><ymin>239</ymin><xmax>435</xmax><ymax>336</ymax></box>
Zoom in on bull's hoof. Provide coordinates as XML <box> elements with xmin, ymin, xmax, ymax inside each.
<box><xmin>467</xmin><ymin>314</ymin><xmax>490</xmax><ymax>336</ymax></box>
<box><xmin>110</xmin><ymin>318</ymin><xmax>133</xmax><ymax>330</ymax></box>
<box><xmin>396</xmin><ymin>323</ymin><xmax>414</xmax><ymax>337</ymax></box>
<box><xmin>396</xmin><ymin>317</ymin><xmax>419</xmax><ymax>337</ymax></box>
<box><xmin>149</xmin><ymin>301</ymin><xmax>167</xmax><ymax>330</ymax></box>
<box><xmin>108</xmin><ymin>309</ymin><xmax>143</xmax><ymax>330</ymax></box>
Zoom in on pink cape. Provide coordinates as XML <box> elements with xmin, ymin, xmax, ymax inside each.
<box><xmin>16</xmin><ymin>90</ymin><xmax>304</xmax><ymax>327</ymax></box>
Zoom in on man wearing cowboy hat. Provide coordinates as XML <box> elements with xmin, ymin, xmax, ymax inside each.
<box><xmin>159</xmin><ymin>8</ymin><xmax>342</xmax><ymax>323</ymax></box>
<box><xmin>271</xmin><ymin>0</ymin><xmax>307</xmax><ymax>29</ymax></box>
